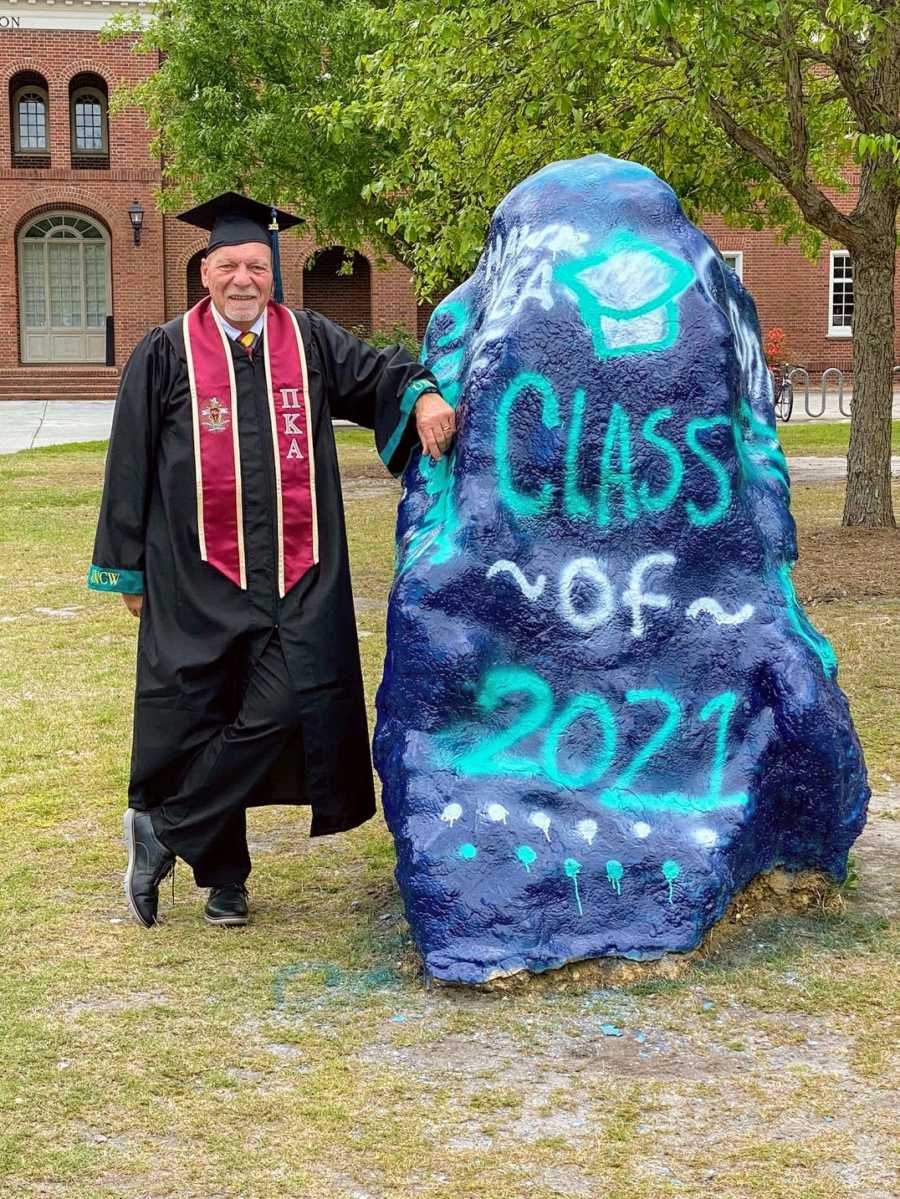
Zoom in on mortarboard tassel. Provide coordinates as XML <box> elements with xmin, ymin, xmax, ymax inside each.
<box><xmin>269</xmin><ymin>206</ymin><xmax>284</xmax><ymax>304</ymax></box>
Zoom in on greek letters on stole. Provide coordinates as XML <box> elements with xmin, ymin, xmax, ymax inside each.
<box><xmin>183</xmin><ymin>297</ymin><xmax>318</xmax><ymax>594</ymax></box>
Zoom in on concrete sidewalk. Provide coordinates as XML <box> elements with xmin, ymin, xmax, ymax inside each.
<box><xmin>0</xmin><ymin>400</ymin><xmax>115</xmax><ymax>454</ymax></box>
<box><xmin>780</xmin><ymin>390</ymin><xmax>900</xmax><ymax>423</ymax></box>
<box><xmin>790</xmin><ymin>455</ymin><xmax>900</xmax><ymax>482</ymax></box>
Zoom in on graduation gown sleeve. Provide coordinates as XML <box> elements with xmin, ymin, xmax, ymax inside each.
<box><xmin>306</xmin><ymin>310</ymin><xmax>442</xmax><ymax>476</ymax></box>
<box><xmin>87</xmin><ymin>328</ymin><xmax>169</xmax><ymax>595</ymax></box>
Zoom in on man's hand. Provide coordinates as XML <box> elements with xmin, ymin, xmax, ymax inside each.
<box><xmin>415</xmin><ymin>391</ymin><xmax>456</xmax><ymax>461</ymax></box>
<box><xmin>122</xmin><ymin>594</ymin><xmax>143</xmax><ymax>618</ymax></box>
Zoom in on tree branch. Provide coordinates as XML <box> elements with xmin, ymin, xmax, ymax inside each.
<box><xmin>622</xmin><ymin>117</ymin><xmax>667</xmax><ymax>160</ymax></box>
<box><xmin>707</xmin><ymin>94</ymin><xmax>861</xmax><ymax>246</ymax></box>
<box><xmin>812</xmin><ymin>0</ymin><xmax>882</xmax><ymax>130</ymax></box>
<box><xmin>818</xmin><ymin>85</ymin><xmax>849</xmax><ymax>105</ymax></box>
<box><xmin>660</xmin><ymin>28</ymin><xmax>863</xmax><ymax>247</ymax></box>
<box><xmin>631</xmin><ymin>54</ymin><xmax>680</xmax><ymax>68</ymax></box>
<box><xmin>780</xmin><ymin>9</ymin><xmax>809</xmax><ymax>174</ymax></box>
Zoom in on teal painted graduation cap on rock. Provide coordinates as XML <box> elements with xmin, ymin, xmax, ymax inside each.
<box><xmin>177</xmin><ymin>192</ymin><xmax>302</xmax><ymax>303</ymax></box>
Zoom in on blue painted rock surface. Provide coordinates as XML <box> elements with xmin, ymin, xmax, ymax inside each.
<box><xmin>373</xmin><ymin>154</ymin><xmax>869</xmax><ymax>986</ymax></box>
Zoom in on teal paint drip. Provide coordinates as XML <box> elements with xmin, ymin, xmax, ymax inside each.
<box><xmin>458</xmin><ymin>843</ymin><xmax>478</xmax><ymax>861</ymax></box>
<box><xmin>661</xmin><ymin>860</ymin><xmax>681</xmax><ymax>904</ymax></box>
<box><xmin>606</xmin><ymin>859</ymin><xmax>624</xmax><ymax>895</ymax></box>
<box><xmin>516</xmin><ymin>844</ymin><xmax>537</xmax><ymax>872</ymax></box>
<box><xmin>564</xmin><ymin>858</ymin><xmax>584</xmax><ymax>916</ymax></box>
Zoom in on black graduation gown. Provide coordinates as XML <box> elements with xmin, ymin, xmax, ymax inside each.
<box><xmin>89</xmin><ymin>308</ymin><xmax>438</xmax><ymax>836</ymax></box>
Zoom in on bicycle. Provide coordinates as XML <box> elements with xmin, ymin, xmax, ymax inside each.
<box><xmin>770</xmin><ymin>363</ymin><xmax>795</xmax><ymax>422</ymax></box>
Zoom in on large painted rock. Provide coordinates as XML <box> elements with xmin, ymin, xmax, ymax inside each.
<box><xmin>373</xmin><ymin>154</ymin><xmax>869</xmax><ymax>985</ymax></box>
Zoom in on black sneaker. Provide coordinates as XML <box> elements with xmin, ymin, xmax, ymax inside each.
<box><xmin>123</xmin><ymin>808</ymin><xmax>175</xmax><ymax>928</ymax></box>
<box><xmin>204</xmin><ymin>884</ymin><xmax>250</xmax><ymax>927</ymax></box>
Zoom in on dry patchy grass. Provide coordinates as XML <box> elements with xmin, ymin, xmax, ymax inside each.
<box><xmin>0</xmin><ymin>439</ymin><xmax>897</xmax><ymax>1199</ymax></box>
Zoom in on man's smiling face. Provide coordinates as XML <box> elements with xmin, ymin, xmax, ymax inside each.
<box><xmin>201</xmin><ymin>242</ymin><xmax>273</xmax><ymax>329</ymax></box>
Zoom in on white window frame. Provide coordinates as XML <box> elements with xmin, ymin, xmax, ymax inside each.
<box><xmin>828</xmin><ymin>249</ymin><xmax>853</xmax><ymax>337</ymax></box>
<box><xmin>722</xmin><ymin>250</ymin><xmax>743</xmax><ymax>281</ymax></box>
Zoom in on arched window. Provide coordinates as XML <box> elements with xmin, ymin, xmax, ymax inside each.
<box><xmin>9</xmin><ymin>72</ymin><xmax>50</xmax><ymax>166</ymax></box>
<box><xmin>69</xmin><ymin>74</ymin><xmax>109</xmax><ymax>168</ymax></box>
<box><xmin>18</xmin><ymin>212</ymin><xmax>110</xmax><ymax>363</ymax></box>
<box><xmin>303</xmin><ymin>247</ymin><xmax>371</xmax><ymax>336</ymax></box>
<box><xmin>15</xmin><ymin>86</ymin><xmax>48</xmax><ymax>150</ymax></box>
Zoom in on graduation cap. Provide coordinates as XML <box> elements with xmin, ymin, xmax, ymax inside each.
<box><xmin>177</xmin><ymin>192</ymin><xmax>302</xmax><ymax>303</ymax></box>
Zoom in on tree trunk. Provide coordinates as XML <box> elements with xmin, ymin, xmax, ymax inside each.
<box><xmin>843</xmin><ymin>242</ymin><xmax>897</xmax><ymax>527</ymax></box>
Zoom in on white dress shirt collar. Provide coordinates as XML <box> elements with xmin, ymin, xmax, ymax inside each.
<box><xmin>212</xmin><ymin>307</ymin><xmax>266</xmax><ymax>342</ymax></box>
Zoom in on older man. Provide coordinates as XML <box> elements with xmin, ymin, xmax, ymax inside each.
<box><xmin>88</xmin><ymin>194</ymin><xmax>454</xmax><ymax>928</ymax></box>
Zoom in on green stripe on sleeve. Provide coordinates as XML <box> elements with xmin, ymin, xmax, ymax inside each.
<box><xmin>379</xmin><ymin>377</ymin><xmax>436</xmax><ymax>470</ymax></box>
<box><xmin>87</xmin><ymin>565</ymin><xmax>144</xmax><ymax>594</ymax></box>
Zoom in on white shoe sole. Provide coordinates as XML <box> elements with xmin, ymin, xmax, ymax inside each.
<box><xmin>203</xmin><ymin>912</ymin><xmax>249</xmax><ymax>927</ymax></box>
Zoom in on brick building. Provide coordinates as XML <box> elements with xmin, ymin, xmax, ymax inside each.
<box><xmin>0</xmin><ymin>0</ymin><xmax>895</xmax><ymax>403</ymax></box>
<box><xmin>704</xmin><ymin>210</ymin><xmax>900</xmax><ymax>378</ymax></box>
<box><xmin>0</xmin><ymin>0</ymin><xmax>423</xmax><ymax>404</ymax></box>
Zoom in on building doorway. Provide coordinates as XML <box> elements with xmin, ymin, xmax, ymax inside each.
<box><xmin>303</xmin><ymin>248</ymin><xmax>371</xmax><ymax>335</ymax></box>
<box><xmin>18</xmin><ymin>212</ymin><xmax>110</xmax><ymax>363</ymax></box>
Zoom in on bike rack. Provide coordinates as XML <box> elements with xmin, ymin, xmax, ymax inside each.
<box><xmin>821</xmin><ymin>368</ymin><xmax>850</xmax><ymax>418</ymax></box>
<box><xmin>784</xmin><ymin>366</ymin><xmax>813</xmax><ymax>416</ymax></box>
<box><xmin>772</xmin><ymin>364</ymin><xmax>900</xmax><ymax>419</ymax></box>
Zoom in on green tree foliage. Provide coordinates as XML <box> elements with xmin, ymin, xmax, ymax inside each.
<box><xmin>109</xmin><ymin>0</ymin><xmax>412</xmax><ymax>265</ymax></box>
<box><xmin>115</xmin><ymin>1</ymin><xmax>899</xmax><ymax>524</ymax></box>
<box><xmin>343</xmin><ymin>2</ymin><xmax>898</xmax><ymax>295</ymax></box>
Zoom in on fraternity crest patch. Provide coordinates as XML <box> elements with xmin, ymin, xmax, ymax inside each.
<box><xmin>201</xmin><ymin>397</ymin><xmax>230</xmax><ymax>432</ymax></box>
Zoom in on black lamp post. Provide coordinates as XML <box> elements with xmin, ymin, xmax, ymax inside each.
<box><xmin>128</xmin><ymin>200</ymin><xmax>145</xmax><ymax>246</ymax></box>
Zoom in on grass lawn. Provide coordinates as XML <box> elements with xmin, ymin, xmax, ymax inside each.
<box><xmin>1</xmin><ymin>435</ymin><xmax>898</xmax><ymax>1199</ymax></box>
<box><xmin>778</xmin><ymin>419</ymin><xmax>900</xmax><ymax>457</ymax></box>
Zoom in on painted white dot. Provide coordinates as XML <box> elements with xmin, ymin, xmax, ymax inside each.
<box><xmin>486</xmin><ymin>802</ymin><xmax>509</xmax><ymax>824</ymax></box>
<box><xmin>632</xmin><ymin>821</ymin><xmax>652</xmax><ymax>839</ymax></box>
<box><xmin>530</xmin><ymin>811</ymin><xmax>552</xmax><ymax>841</ymax></box>
<box><xmin>695</xmin><ymin>827</ymin><xmax>717</xmax><ymax>847</ymax></box>
<box><xmin>577</xmin><ymin>819</ymin><xmax>598</xmax><ymax>846</ymax></box>
<box><xmin>440</xmin><ymin>802</ymin><xmax>462</xmax><ymax>827</ymax></box>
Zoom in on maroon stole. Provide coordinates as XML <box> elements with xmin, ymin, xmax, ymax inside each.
<box><xmin>183</xmin><ymin>297</ymin><xmax>318</xmax><ymax>595</ymax></box>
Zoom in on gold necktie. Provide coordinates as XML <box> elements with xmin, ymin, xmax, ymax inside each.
<box><xmin>237</xmin><ymin>331</ymin><xmax>256</xmax><ymax>350</ymax></box>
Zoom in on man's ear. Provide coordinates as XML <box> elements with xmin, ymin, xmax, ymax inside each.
<box><xmin>199</xmin><ymin>254</ymin><xmax>210</xmax><ymax>289</ymax></box>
